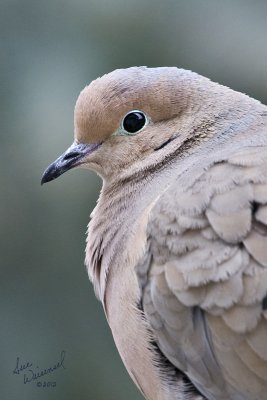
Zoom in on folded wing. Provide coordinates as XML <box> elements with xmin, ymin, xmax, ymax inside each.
<box><xmin>140</xmin><ymin>146</ymin><xmax>267</xmax><ymax>400</ymax></box>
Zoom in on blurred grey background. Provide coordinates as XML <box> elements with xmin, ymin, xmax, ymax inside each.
<box><xmin>1</xmin><ymin>1</ymin><xmax>267</xmax><ymax>399</ymax></box>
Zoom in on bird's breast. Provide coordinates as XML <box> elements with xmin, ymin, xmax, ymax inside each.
<box><xmin>102</xmin><ymin>207</ymin><xmax>176</xmax><ymax>400</ymax></box>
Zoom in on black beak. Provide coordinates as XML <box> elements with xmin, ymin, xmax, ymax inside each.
<box><xmin>41</xmin><ymin>142</ymin><xmax>100</xmax><ymax>185</ymax></box>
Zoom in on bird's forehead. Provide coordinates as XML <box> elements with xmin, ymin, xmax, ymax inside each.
<box><xmin>74</xmin><ymin>69</ymin><xmax>147</xmax><ymax>143</ymax></box>
<box><xmin>73</xmin><ymin>67</ymin><xmax>189</xmax><ymax>144</ymax></box>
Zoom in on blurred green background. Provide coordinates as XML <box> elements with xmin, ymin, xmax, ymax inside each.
<box><xmin>1</xmin><ymin>1</ymin><xmax>267</xmax><ymax>399</ymax></box>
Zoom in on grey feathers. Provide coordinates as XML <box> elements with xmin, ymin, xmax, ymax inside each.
<box><xmin>140</xmin><ymin>145</ymin><xmax>267</xmax><ymax>400</ymax></box>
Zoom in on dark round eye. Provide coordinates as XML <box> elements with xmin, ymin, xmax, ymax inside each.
<box><xmin>122</xmin><ymin>111</ymin><xmax>147</xmax><ymax>134</ymax></box>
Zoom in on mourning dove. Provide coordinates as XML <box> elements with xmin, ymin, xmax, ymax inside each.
<box><xmin>42</xmin><ymin>67</ymin><xmax>267</xmax><ymax>400</ymax></box>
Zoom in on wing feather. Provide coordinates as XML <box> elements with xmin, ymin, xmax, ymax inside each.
<box><xmin>139</xmin><ymin>145</ymin><xmax>267</xmax><ymax>399</ymax></box>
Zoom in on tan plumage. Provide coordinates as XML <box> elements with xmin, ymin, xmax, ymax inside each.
<box><xmin>42</xmin><ymin>67</ymin><xmax>267</xmax><ymax>400</ymax></box>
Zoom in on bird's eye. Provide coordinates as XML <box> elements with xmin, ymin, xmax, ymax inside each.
<box><xmin>122</xmin><ymin>110</ymin><xmax>147</xmax><ymax>135</ymax></box>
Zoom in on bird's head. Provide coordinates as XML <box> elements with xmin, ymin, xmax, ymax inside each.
<box><xmin>41</xmin><ymin>66</ymin><xmax>233</xmax><ymax>184</ymax></box>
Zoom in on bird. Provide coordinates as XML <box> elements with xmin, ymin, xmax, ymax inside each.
<box><xmin>42</xmin><ymin>67</ymin><xmax>267</xmax><ymax>400</ymax></box>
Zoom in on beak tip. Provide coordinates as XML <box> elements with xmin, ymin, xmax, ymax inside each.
<box><xmin>41</xmin><ymin>165</ymin><xmax>58</xmax><ymax>186</ymax></box>
<box><xmin>40</xmin><ymin>176</ymin><xmax>47</xmax><ymax>185</ymax></box>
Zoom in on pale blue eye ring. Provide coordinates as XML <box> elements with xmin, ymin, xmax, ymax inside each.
<box><xmin>121</xmin><ymin>110</ymin><xmax>148</xmax><ymax>135</ymax></box>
